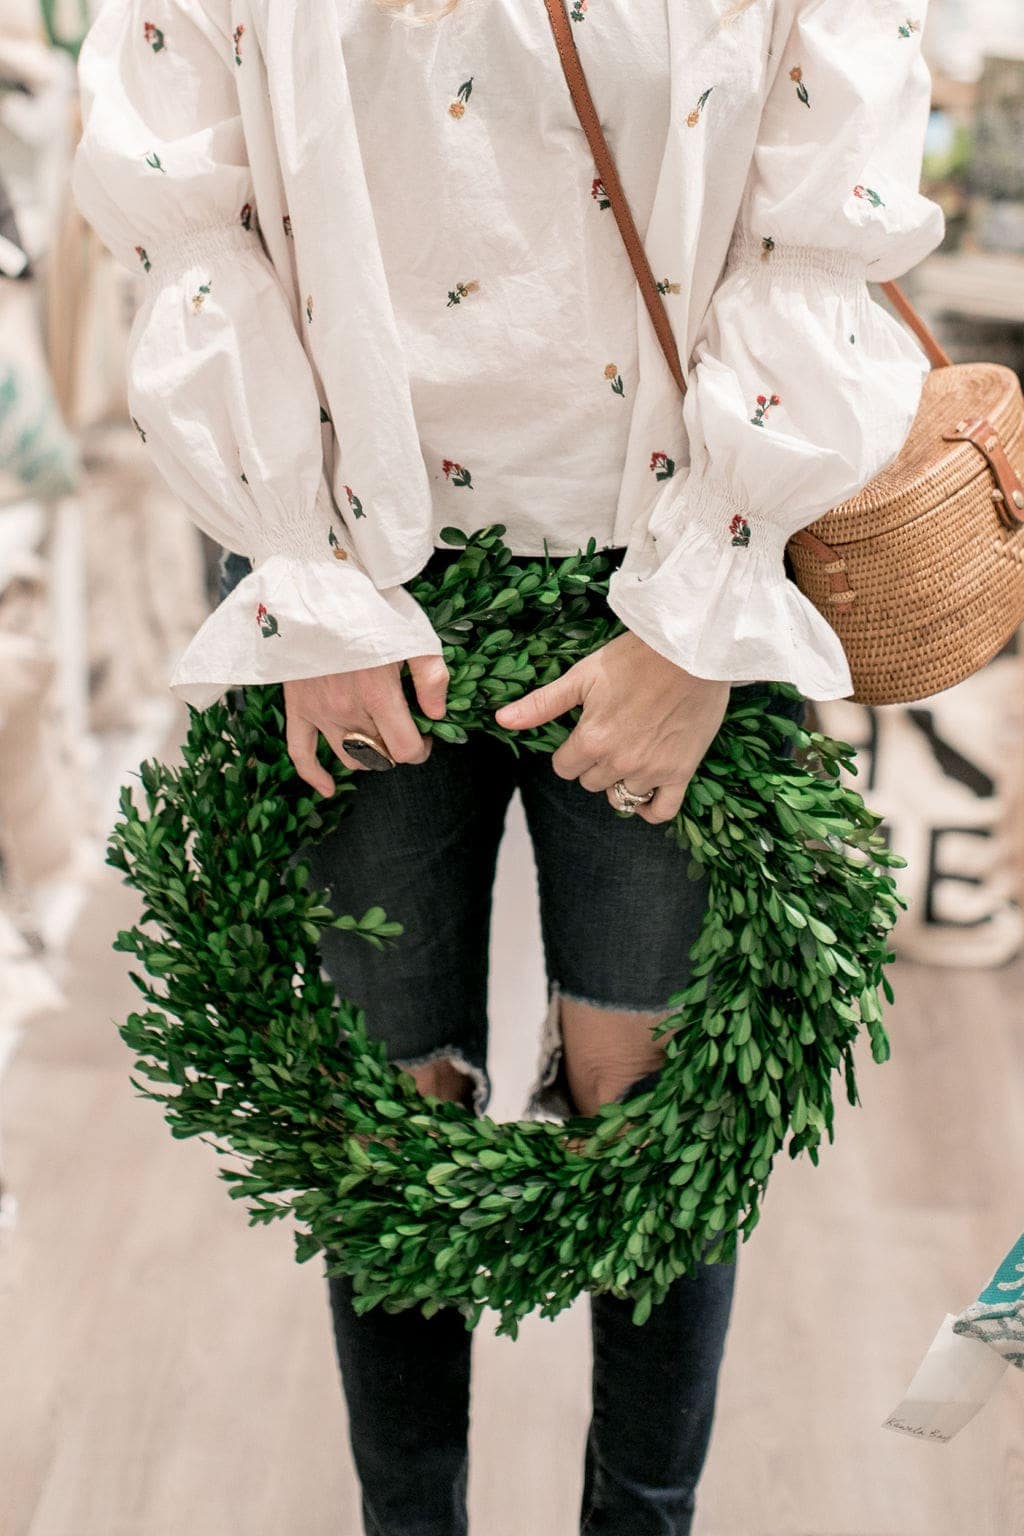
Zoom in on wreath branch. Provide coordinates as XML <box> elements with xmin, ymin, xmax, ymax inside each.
<box><xmin>108</xmin><ymin>524</ymin><xmax>904</xmax><ymax>1337</ymax></box>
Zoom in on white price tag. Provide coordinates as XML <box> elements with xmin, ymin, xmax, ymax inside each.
<box><xmin>883</xmin><ymin>1314</ymin><xmax>1009</xmax><ymax>1444</ymax></box>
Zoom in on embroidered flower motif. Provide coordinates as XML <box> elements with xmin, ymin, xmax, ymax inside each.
<box><xmin>239</xmin><ymin>202</ymin><xmax>253</xmax><ymax>231</ymax></box>
<box><xmin>591</xmin><ymin>176</ymin><xmax>611</xmax><ymax>210</ymax></box>
<box><xmin>729</xmin><ymin>513</ymin><xmax>751</xmax><ymax>548</ymax></box>
<box><xmin>897</xmin><ymin>17</ymin><xmax>921</xmax><ymax>37</ymax></box>
<box><xmin>144</xmin><ymin>151</ymin><xmax>166</xmax><ymax>173</ymax></box>
<box><xmin>789</xmin><ymin>65</ymin><xmax>810</xmax><ymax>107</ymax></box>
<box><xmin>750</xmin><ymin>392</ymin><xmax>781</xmax><ymax>427</ymax></box>
<box><xmin>447</xmin><ymin>279</ymin><xmax>480</xmax><ymax>307</ymax></box>
<box><xmin>328</xmin><ymin>527</ymin><xmax>349</xmax><ymax>560</ymax></box>
<box><xmin>232</xmin><ymin>24</ymin><xmax>244</xmax><ymax>65</ymax></box>
<box><xmin>134</xmin><ymin>244</ymin><xmax>151</xmax><ymax>272</ymax></box>
<box><xmin>686</xmin><ymin>87</ymin><xmax>713</xmax><ymax>127</ymax></box>
<box><xmin>282</xmin><ymin>214</ymin><xmax>293</xmax><ymax>238</ymax></box>
<box><xmin>442</xmin><ymin>459</ymin><xmax>474</xmax><ymax>490</ymax></box>
<box><xmin>131</xmin><ymin>415</ymin><xmax>147</xmax><ymax>443</ymax></box>
<box><xmin>344</xmin><ymin>485</ymin><xmax>366</xmax><ymax>519</ymax></box>
<box><xmin>306</xmin><ymin>293</ymin><xmax>314</xmax><ymax>323</ymax></box>
<box><xmin>760</xmin><ymin>235</ymin><xmax>775</xmax><ymax>260</ymax></box>
<box><xmin>605</xmin><ymin>363</ymin><xmax>624</xmax><ymax>396</ymax></box>
<box><xmin>650</xmin><ymin>451</ymin><xmax>675</xmax><ymax>481</ymax></box>
<box><xmin>449</xmin><ymin>78</ymin><xmax>473</xmax><ymax>117</ymax></box>
<box><xmin>656</xmin><ymin>277</ymin><xmax>681</xmax><ymax>295</ymax></box>
<box><xmin>143</xmin><ymin>22</ymin><xmax>165</xmax><ymax>52</ymax></box>
<box><xmin>256</xmin><ymin>603</ymin><xmax>281</xmax><ymax>638</ymax></box>
<box><xmin>191</xmin><ymin>280</ymin><xmax>212</xmax><ymax>313</ymax></box>
<box><xmin>570</xmin><ymin>0</ymin><xmax>588</xmax><ymax>20</ymax></box>
<box><xmin>853</xmin><ymin>184</ymin><xmax>885</xmax><ymax>208</ymax></box>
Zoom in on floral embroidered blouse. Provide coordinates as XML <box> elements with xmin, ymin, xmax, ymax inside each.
<box><xmin>72</xmin><ymin>0</ymin><xmax>944</xmax><ymax>706</ymax></box>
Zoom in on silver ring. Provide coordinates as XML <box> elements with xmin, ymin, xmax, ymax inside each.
<box><xmin>612</xmin><ymin>778</ymin><xmax>657</xmax><ymax>814</ymax></box>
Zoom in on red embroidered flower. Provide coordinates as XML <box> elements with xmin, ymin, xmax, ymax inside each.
<box><xmin>442</xmin><ymin>460</ymin><xmax>474</xmax><ymax>490</ymax></box>
<box><xmin>729</xmin><ymin>514</ymin><xmax>751</xmax><ymax>548</ymax></box>
<box><xmin>591</xmin><ymin>177</ymin><xmax>610</xmax><ymax>210</ymax></box>
<box><xmin>650</xmin><ymin>451</ymin><xmax>676</xmax><ymax>481</ymax></box>
<box><xmin>256</xmin><ymin>602</ymin><xmax>281</xmax><ymax>638</ymax></box>
<box><xmin>750</xmin><ymin>394</ymin><xmax>781</xmax><ymax>428</ymax></box>
<box><xmin>344</xmin><ymin>485</ymin><xmax>366</xmax><ymax>518</ymax></box>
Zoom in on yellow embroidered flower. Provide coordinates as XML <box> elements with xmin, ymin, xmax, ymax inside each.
<box><xmin>449</xmin><ymin>78</ymin><xmax>473</xmax><ymax>117</ymax></box>
<box><xmin>605</xmin><ymin>363</ymin><xmax>625</xmax><ymax>396</ymax></box>
<box><xmin>447</xmin><ymin>279</ymin><xmax>480</xmax><ymax>306</ymax></box>
<box><xmin>686</xmin><ymin>87</ymin><xmax>713</xmax><ymax>127</ymax></box>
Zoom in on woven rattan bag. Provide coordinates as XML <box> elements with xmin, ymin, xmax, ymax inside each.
<box><xmin>544</xmin><ymin>0</ymin><xmax>1024</xmax><ymax>706</ymax></box>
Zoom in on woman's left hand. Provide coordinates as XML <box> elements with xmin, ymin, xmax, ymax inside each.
<box><xmin>493</xmin><ymin>631</ymin><xmax>730</xmax><ymax>824</ymax></box>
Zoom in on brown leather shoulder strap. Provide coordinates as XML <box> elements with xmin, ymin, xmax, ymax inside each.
<box><xmin>542</xmin><ymin>0</ymin><xmax>687</xmax><ymax>396</ymax></box>
<box><xmin>879</xmin><ymin>279</ymin><xmax>951</xmax><ymax>369</ymax></box>
<box><xmin>541</xmin><ymin>0</ymin><xmax>951</xmax><ymax>392</ymax></box>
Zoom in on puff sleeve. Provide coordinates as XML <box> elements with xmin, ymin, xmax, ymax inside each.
<box><xmin>606</xmin><ymin>0</ymin><xmax>946</xmax><ymax>701</ymax></box>
<box><xmin>71</xmin><ymin>0</ymin><xmax>442</xmax><ymax>710</ymax></box>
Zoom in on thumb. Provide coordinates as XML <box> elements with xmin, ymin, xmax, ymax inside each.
<box><xmin>407</xmin><ymin>653</ymin><xmax>449</xmax><ymax>719</ymax></box>
<box><xmin>494</xmin><ymin>666</ymin><xmax>583</xmax><ymax>731</ymax></box>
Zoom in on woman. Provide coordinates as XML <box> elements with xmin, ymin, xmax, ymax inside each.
<box><xmin>73</xmin><ymin>1</ymin><xmax>943</xmax><ymax>1531</ymax></box>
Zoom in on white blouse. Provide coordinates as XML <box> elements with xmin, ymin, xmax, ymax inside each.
<box><xmin>72</xmin><ymin>0</ymin><xmax>944</xmax><ymax>707</ymax></box>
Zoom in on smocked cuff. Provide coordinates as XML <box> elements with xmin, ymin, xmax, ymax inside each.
<box><xmin>169</xmin><ymin>555</ymin><xmax>443</xmax><ymax>710</ymax></box>
<box><xmin>606</xmin><ymin>475</ymin><xmax>854</xmax><ymax>702</ymax></box>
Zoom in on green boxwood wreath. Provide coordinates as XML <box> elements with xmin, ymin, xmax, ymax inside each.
<box><xmin>110</xmin><ymin>524</ymin><xmax>905</xmax><ymax>1338</ymax></box>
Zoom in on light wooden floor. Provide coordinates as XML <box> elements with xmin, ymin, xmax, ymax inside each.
<box><xmin>2</xmin><ymin>780</ymin><xmax>1023</xmax><ymax>1536</ymax></box>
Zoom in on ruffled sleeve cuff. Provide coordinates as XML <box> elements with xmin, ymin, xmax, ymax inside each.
<box><xmin>169</xmin><ymin>555</ymin><xmax>443</xmax><ymax>710</ymax></box>
<box><xmin>605</xmin><ymin>473</ymin><xmax>854</xmax><ymax>702</ymax></box>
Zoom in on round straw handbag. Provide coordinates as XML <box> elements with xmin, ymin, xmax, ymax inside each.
<box><xmin>544</xmin><ymin>0</ymin><xmax>1024</xmax><ymax>706</ymax></box>
<box><xmin>786</xmin><ymin>330</ymin><xmax>1024</xmax><ymax>705</ymax></box>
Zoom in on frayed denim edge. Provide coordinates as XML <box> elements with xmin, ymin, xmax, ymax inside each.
<box><xmin>392</xmin><ymin>1044</ymin><xmax>492</xmax><ymax>1119</ymax></box>
<box><xmin>522</xmin><ymin>980</ymin><xmax>672</xmax><ymax>1124</ymax></box>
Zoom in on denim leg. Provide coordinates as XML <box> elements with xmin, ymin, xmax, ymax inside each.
<box><xmin>581</xmin><ymin>1258</ymin><xmax>737</xmax><ymax>1536</ymax></box>
<box><xmin>313</xmin><ymin>730</ymin><xmax>515</xmax><ymax>1536</ymax></box>
<box><xmin>328</xmin><ymin>1273</ymin><xmax>472</xmax><ymax>1536</ymax></box>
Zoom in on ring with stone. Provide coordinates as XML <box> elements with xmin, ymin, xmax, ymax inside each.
<box><xmin>611</xmin><ymin>778</ymin><xmax>657</xmax><ymax>814</ymax></box>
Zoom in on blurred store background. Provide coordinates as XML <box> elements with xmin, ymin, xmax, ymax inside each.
<box><xmin>1</xmin><ymin>3</ymin><xmax>1023</xmax><ymax>1534</ymax></box>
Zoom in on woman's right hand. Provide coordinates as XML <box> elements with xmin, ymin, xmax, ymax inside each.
<box><xmin>284</xmin><ymin>654</ymin><xmax>449</xmax><ymax>795</ymax></box>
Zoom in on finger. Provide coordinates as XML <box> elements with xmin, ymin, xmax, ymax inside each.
<box><xmin>407</xmin><ymin>654</ymin><xmax>449</xmax><ymax>720</ymax></box>
<box><xmin>286</xmin><ymin>716</ymin><xmax>336</xmax><ymax>797</ymax></box>
<box><xmin>550</xmin><ymin>724</ymin><xmax>601</xmax><ymax>782</ymax></box>
<box><xmin>635</xmin><ymin>780</ymin><xmax>689</xmax><ymax>826</ymax></box>
<box><xmin>362</xmin><ymin>675</ymin><xmax>431</xmax><ymax>765</ymax></box>
<box><xmin>577</xmin><ymin>758</ymin><xmax>619</xmax><ymax>792</ymax></box>
<box><xmin>494</xmin><ymin>665</ymin><xmax>583</xmax><ymax>731</ymax></box>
